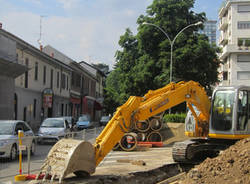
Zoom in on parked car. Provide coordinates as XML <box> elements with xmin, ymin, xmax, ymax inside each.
<box><xmin>99</xmin><ymin>116</ymin><xmax>111</xmax><ymax>126</ymax></box>
<box><xmin>37</xmin><ymin>117</ymin><xmax>71</xmax><ymax>144</ymax></box>
<box><xmin>76</xmin><ymin>114</ymin><xmax>92</xmax><ymax>130</ymax></box>
<box><xmin>0</xmin><ymin>120</ymin><xmax>36</xmax><ymax>160</ymax></box>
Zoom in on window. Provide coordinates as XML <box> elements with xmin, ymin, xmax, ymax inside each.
<box><xmin>33</xmin><ymin>99</ymin><xmax>36</xmax><ymax>118</ymax></box>
<box><xmin>222</xmin><ymin>71</ymin><xmax>227</xmax><ymax>80</ymax></box>
<box><xmin>61</xmin><ymin>103</ymin><xmax>64</xmax><ymax>116</ymax></box>
<box><xmin>238</xmin><ymin>21</ymin><xmax>250</xmax><ymax>29</ymax></box>
<box><xmin>65</xmin><ymin>104</ymin><xmax>68</xmax><ymax>115</ymax></box>
<box><xmin>25</xmin><ymin>58</ymin><xmax>29</xmax><ymax>88</ymax></box>
<box><xmin>57</xmin><ymin>71</ymin><xmax>59</xmax><ymax>88</ymax></box>
<box><xmin>61</xmin><ymin>73</ymin><xmax>66</xmax><ymax>89</ymax></box>
<box><xmin>237</xmin><ymin>71</ymin><xmax>250</xmax><ymax>80</ymax></box>
<box><xmin>43</xmin><ymin>66</ymin><xmax>46</xmax><ymax>85</ymax></box>
<box><xmin>238</xmin><ymin>5</ymin><xmax>250</xmax><ymax>12</ymax></box>
<box><xmin>34</xmin><ymin>62</ymin><xmax>38</xmax><ymax>81</ymax></box>
<box><xmin>50</xmin><ymin>69</ymin><xmax>54</xmax><ymax>89</ymax></box>
<box><xmin>66</xmin><ymin>75</ymin><xmax>68</xmax><ymax>90</ymax></box>
<box><xmin>237</xmin><ymin>55</ymin><xmax>250</xmax><ymax>62</ymax></box>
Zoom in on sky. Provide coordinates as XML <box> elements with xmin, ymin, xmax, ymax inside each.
<box><xmin>0</xmin><ymin>0</ymin><xmax>224</xmax><ymax>69</ymax></box>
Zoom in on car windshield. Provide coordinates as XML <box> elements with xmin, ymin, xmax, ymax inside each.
<box><xmin>0</xmin><ymin>122</ymin><xmax>14</xmax><ymax>135</ymax></box>
<box><xmin>101</xmin><ymin>116</ymin><xmax>110</xmax><ymax>121</ymax></box>
<box><xmin>78</xmin><ymin>116</ymin><xmax>90</xmax><ymax>121</ymax></box>
<box><xmin>41</xmin><ymin>119</ymin><xmax>64</xmax><ymax>128</ymax></box>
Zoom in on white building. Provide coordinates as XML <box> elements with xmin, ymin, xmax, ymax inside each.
<box><xmin>219</xmin><ymin>0</ymin><xmax>250</xmax><ymax>86</ymax></box>
<box><xmin>198</xmin><ymin>20</ymin><xmax>217</xmax><ymax>45</ymax></box>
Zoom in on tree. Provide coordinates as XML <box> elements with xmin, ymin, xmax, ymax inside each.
<box><xmin>104</xmin><ymin>0</ymin><xmax>220</xmax><ymax>113</ymax></box>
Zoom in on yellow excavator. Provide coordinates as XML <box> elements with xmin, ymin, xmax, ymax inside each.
<box><xmin>38</xmin><ymin>81</ymin><xmax>250</xmax><ymax>182</ymax></box>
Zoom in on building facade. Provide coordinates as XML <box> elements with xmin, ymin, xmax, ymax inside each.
<box><xmin>219</xmin><ymin>0</ymin><xmax>250</xmax><ymax>86</ymax></box>
<box><xmin>198</xmin><ymin>20</ymin><xmax>217</xmax><ymax>45</ymax></box>
<box><xmin>0</xmin><ymin>29</ymin><xmax>72</xmax><ymax>130</ymax></box>
<box><xmin>0</xmin><ymin>28</ymin><xmax>27</xmax><ymax>120</ymax></box>
<box><xmin>44</xmin><ymin>46</ymin><xmax>103</xmax><ymax>121</ymax></box>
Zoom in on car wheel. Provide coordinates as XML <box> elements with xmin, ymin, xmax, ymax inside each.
<box><xmin>10</xmin><ymin>144</ymin><xmax>17</xmax><ymax>161</ymax></box>
<box><xmin>31</xmin><ymin>141</ymin><xmax>36</xmax><ymax>155</ymax></box>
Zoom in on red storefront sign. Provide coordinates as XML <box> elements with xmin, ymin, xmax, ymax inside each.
<box><xmin>43</xmin><ymin>88</ymin><xmax>53</xmax><ymax>108</ymax></box>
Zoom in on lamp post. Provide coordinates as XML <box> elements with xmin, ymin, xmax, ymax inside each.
<box><xmin>142</xmin><ymin>21</ymin><xmax>202</xmax><ymax>82</ymax></box>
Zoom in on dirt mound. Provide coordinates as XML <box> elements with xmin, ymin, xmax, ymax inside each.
<box><xmin>181</xmin><ymin>138</ymin><xmax>250</xmax><ymax>184</ymax></box>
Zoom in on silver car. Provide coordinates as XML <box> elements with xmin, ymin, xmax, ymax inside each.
<box><xmin>38</xmin><ymin>117</ymin><xmax>71</xmax><ymax>144</ymax></box>
<box><xmin>0</xmin><ymin>120</ymin><xmax>36</xmax><ymax>160</ymax></box>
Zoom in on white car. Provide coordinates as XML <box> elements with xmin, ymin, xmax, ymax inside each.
<box><xmin>38</xmin><ymin>117</ymin><xmax>71</xmax><ymax>144</ymax></box>
<box><xmin>0</xmin><ymin>120</ymin><xmax>36</xmax><ymax>161</ymax></box>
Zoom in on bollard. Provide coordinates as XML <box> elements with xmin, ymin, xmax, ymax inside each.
<box><xmin>14</xmin><ymin>130</ymin><xmax>27</xmax><ymax>182</ymax></box>
<box><xmin>27</xmin><ymin>145</ymin><xmax>31</xmax><ymax>175</ymax></box>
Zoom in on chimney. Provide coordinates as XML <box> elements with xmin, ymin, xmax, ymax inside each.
<box><xmin>0</xmin><ymin>23</ymin><xmax>2</xmax><ymax>29</ymax></box>
<box><xmin>40</xmin><ymin>45</ymin><xmax>43</xmax><ymax>51</ymax></box>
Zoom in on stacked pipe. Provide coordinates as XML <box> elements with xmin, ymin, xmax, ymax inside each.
<box><xmin>117</xmin><ymin>114</ymin><xmax>164</xmax><ymax>151</ymax></box>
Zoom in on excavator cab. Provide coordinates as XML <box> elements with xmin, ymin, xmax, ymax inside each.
<box><xmin>209</xmin><ymin>86</ymin><xmax>250</xmax><ymax>139</ymax></box>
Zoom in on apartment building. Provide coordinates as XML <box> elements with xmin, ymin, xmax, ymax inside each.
<box><xmin>44</xmin><ymin>46</ymin><xmax>103</xmax><ymax>121</ymax></box>
<box><xmin>0</xmin><ymin>28</ymin><xmax>27</xmax><ymax>120</ymax></box>
<box><xmin>0</xmin><ymin>28</ymin><xmax>72</xmax><ymax>130</ymax></box>
<box><xmin>198</xmin><ymin>20</ymin><xmax>217</xmax><ymax>45</ymax></box>
<box><xmin>219</xmin><ymin>0</ymin><xmax>250</xmax><ymax>86</ymax></box>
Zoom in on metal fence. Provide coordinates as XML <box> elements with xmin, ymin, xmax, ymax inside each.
<box><xmin>0</xmin><ymin>126</ymin><xmax>104</xmax><ymax>183</ymax></box>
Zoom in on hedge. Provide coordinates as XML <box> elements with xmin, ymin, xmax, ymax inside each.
<box><xmin>163</xmin><ymin>113</ymin><xmax>186</xmax><ymax>123</ymax></box>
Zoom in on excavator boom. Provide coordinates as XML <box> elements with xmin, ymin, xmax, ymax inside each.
<box><xmin>39</xmin><ymin>81</ymin><xmax>211</xmax><ymax>182</ymax></box>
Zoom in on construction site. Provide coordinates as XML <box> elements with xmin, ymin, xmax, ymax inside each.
<box><xmin>26</xmin><ymin>122</ymin><xmax>250</xmax><ymax>184</ymax></box>
<box><xmin>13</xmin><ymin>81</ymin><xmax>248</xmax><ymax>184</ymax></box>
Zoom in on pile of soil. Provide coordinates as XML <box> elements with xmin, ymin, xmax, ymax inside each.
<box><xmin>181</xmin><ymin>138</ymin><xmax>250</xmax><ymax>184</ymax></box>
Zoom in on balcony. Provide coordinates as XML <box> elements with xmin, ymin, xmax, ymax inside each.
<box><xmin>219</xmin><ymin>34</ymin><xmax>228</xmax><ymax>46</ymax></box>
<box><xmin>219</xmin><ymin>44</ymin><xmax>250</xmax><ymax>60</ymax></box>
<box><xmin>219</xmin><ymin>17</ymin><xmax>228</xmax><ymax>30</ymax></box>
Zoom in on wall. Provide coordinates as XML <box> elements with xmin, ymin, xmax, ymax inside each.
<box><xmin>0</xmin><ymin>75</ymin><xmax>14</xmax><ymax>119</ymax></box>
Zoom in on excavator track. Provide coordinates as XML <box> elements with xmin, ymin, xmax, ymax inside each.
<box><xmin>172</xmin><ymin>140</ymin><xmax>196</xmax><ymax>163</ymax></box>
<box><xmin>172</xmin><ymin>139</ymin><xmax>236</xmax><ymax>163</ymax></box>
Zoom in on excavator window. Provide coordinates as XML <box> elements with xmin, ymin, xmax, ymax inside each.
<box><xmin>237</xmin><ymin>90</ymin><xmax>248</xmax><ymax>131</ymax></box>
<box><xmin>211</xmin><ymin>90</ymin><xmax>234</xmax><ymax>131</ymax></box>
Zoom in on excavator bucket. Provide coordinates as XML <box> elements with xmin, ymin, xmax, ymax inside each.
<box><xmin>38</xmin><ymin>139</ymin><xmax>96</xmax><ymax>183</ymax></box>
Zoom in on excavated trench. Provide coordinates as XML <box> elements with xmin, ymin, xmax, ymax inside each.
<box><xmin>58</xmin><ymin>163</ymin><xmax>193</xmax><ymax>184</ymax></box>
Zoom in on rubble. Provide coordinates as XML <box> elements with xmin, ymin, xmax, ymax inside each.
<box><xmin>180</xmin><ymin>138</ymin><xmax>250</xmax><ymax>184</ymax></box>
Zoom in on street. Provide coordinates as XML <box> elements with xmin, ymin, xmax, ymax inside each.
<box><xmin>0</xmin><ymin>126</ymin><xmax>175</xmax><ymax>183</ymax></box>
<box><xmin>0</xmin><ymin>127</ymin><xmax>104</xmax><ymax>183</ymax></box>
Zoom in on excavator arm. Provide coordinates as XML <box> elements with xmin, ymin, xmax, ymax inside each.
<box><xmin>39</xmin><ymin>81</ymin><xmax>211</xmax><ymax>182</ymax></box>
<box><xmin>94</xmin><ymin>81</ymin><xmax>211</xmax><ymax>166</ymax></box>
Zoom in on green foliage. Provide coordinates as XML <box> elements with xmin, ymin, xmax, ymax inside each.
<box><xmin>245</xmin><ymin>39</ymin><xmax>250</xmax><ymax>47</ymax></box>
<box><xmin>163</xmin><ymin>113</ymin><xmax>186</xmax><ymax>123</ymax></box>
<box><xmin>238</xmin><ymin>39</ymin><xmax>243</xmax><ymax>47</ymax></box>
<box><xmin>104</xmin><ymin>0</ymin><xmax>220</xmax><ymax>113</ymax></box>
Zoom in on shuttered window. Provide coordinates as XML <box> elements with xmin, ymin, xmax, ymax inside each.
<box><xmin>237</xmin><ymin>71</ymin><xmax>250</xmax><ymax>80</ymax></box>
<box><xmin>237</xmin><ymin>54</ymin><xmax>250</xmax><ymax>62</ymax></box>
<box><xmin>238</xmin><ymin>5</ymin><xmax>250</xmax><ymax>12</ymax></box>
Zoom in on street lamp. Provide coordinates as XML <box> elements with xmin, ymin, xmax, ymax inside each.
<box><xmin>142</xmin><ymin>21</ymin><xmax>202</xmax><ymax>82</ymax></box>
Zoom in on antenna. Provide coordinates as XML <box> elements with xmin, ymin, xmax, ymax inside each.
<box><xmin>38</xmin><ymin>15</ymin><xmax>46</xmax><ymax>47</ymax></box>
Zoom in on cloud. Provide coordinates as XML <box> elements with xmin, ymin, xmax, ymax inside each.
<box><xmin>0</xmin><ymin>0</ymin><xmax>152</xmax><ymax>68</ymax></box>
<box><xmin>56</xmin><ymin>0</ymin><xmax>80</xmax><ymax>11</ymax></box>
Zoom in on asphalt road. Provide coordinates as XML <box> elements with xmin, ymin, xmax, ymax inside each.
<box><xmin>0</xmin><ymin>126</ymin><xmax>175</xmax><ymax>183</ymax></box>
<box><xmin>0</xmin><ymin>127</ymin><xmax>104</xmax><ymax>183</ymax></box>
